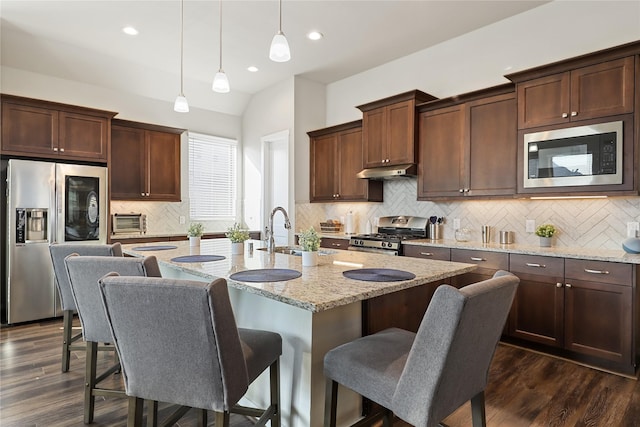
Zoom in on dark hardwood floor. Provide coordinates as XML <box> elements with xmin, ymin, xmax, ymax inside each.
<box><xmin>1</xmin><ymin>318</ymin><xmax>639</xmax><ymax>426</ymax></box>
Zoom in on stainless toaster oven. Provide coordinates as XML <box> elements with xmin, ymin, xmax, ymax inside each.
<box><xmin>111</xmin><ymin>213</ymin><xmax>147</xmax><ymax>234</ymax></box>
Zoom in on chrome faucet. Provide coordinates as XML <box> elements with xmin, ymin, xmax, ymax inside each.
<box><xmin>266</xmin><ymin>206</ymin><xmax>292</xmax><ymax>253</ymax></box>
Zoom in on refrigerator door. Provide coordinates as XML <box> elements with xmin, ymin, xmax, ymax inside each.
<box><xmin>6</xmin><ymin>160</ymin><xmax>56</xmax><ymax>324</ymax></box>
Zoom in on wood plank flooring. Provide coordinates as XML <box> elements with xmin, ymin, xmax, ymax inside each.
<box><xmin>1</xmin><ymin>318</ymin><xmax>639</xmax><ymax>426</ymax></box>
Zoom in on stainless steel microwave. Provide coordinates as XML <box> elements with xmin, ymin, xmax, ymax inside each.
<box><xmin>523</xmin><ymin>121</ymin><xmax>623</xmax><ymax>188</ymax></box>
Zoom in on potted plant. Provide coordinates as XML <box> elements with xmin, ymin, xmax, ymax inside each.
<box><xmin>535</xmin><ymin>224</ymin><xmax>556</xmax><ymax>247</ymax></box>
<box><xmin>187</xmin><ymin>222</ymin><xmax>204</xmax><ymax>246</ymax></box>
<box><xmin>226</xmin><ymin>222</ymin><xmax>250</xmax><ymax>255</ymax></box>
<box><xmin>298</xmin><ymin>227</ymin><xmax>321</xmax><ymax>267</ymax></box>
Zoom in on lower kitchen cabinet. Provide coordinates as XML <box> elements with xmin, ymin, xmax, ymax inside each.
<box><xmin>403</xmin><ymin>244</ymin><xmax>450</xmax><ymax>261</ymax></box>
<box><xmin>320</xmin><ymin>237</ymin><xmax>349</xmax><ymax>250</ymax></box>
<box><xmin>449</xmin><ymin>248</ymin><xmax>509</xmax><ymax>288</ymax></box>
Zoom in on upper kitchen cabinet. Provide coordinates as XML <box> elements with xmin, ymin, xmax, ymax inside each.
<box><xmin>417</xmin><ymin>85</ymin><xmax>517</xmax><ymax>200</ymax></box>
<box><xmin>111</xmin><ymin>119</ymin><xmax>184</xmax><ymax>202</ymax></box>
<box><xmin>357</xmin><ymin>90</ymin><xmax>437</xmax><ymax>168</ymax></box>
<box><xmin>308</xmin><ymin>120</ymin><xmax>382</xmax><ymax>203</ymax></box>
<box><xmin>507</xmin><ymin>44</ymin><xmax>638</xmax><ymax>130</ymax></box>
<box><xmin>1</xmin><ymin>94</ymin><xmax>116</xmax><ymax>163</ymax></box>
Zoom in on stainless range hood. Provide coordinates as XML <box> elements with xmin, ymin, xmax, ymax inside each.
<box><xmin>356</xmin><ymin>163</ymin><xmax>417</xmax><ymax>180</ymax></box>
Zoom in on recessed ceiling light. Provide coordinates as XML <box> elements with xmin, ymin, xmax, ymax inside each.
<box><xmin>247</xmin><ymin>66</ymin><xmax>259</xmax><ymax>72</ymax></box>
<box><xmin>307</xmin><ymin>31</ymin><xmax>323</xmax><ymax>41</ymax></box>
<box><xmin>122</xmin><ymin>26</ymin><xmax>139</xmax><ymax>36</ymax></box>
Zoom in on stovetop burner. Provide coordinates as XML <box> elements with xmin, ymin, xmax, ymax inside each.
<box><xmin>348</xmin><ymin>216</ymin><xmax>430</xmax><ymax>254</ymax></box>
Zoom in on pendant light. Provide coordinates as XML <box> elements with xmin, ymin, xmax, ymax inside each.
<box><xmin>174</xmin><ymin>0</ymin><xmax>189</xmax><ymax>112</ymax></box>
<box><xmin>212</xmin><ymin>0</ymin><xmax>230</xmax><ymax>93</ymax></box>
<box><xmin>269</xmin><ymin>0</ymin><xmax>291</xmax><ymax>62</ymax></box>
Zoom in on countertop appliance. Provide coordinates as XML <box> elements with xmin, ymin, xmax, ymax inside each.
<box><xmin>2</xmin><ymin>159</ymin><xmax>107</xmax><ymax>324</ymax></box>
<box><xmin>112</xmin><ymin>213</ymin><xmax>147</xmax><ymax>234</ymax></box>
<box><xmin>523</xmin><ymin>120</ymin><xmax>623</xmax><ymax>188</ymax></box>
<box><xmin>349</xmin><ymin>215</ymin><xmax>429</xmax><ymax>256</ymax></box>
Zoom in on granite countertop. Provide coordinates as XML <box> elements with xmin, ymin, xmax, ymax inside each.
<box><xmin>405</xmin><ymin>239</ymin><xmax>640</xmax><ymax>264</ymax></box>
<box><xmin>122</xmin><ymin>239</ymin><xmax>476</xmax><ymax>313</ymax></box>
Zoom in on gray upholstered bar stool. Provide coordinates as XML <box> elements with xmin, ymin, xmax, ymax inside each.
<box><xmin>49</xmin><ymin>242</ymin><xmax>123</xmax><ymax>373</ymax></box>
<box><xmin>65</xmin><ymin>254</ymin><xmax>162</xmax><ymax>424</ymax></box>
<box><xmin>98</xmin><ymin>275</ymin><xmax>282</xmax><ymax>427</ymax></box>
<box><xmin>323</xmin><ymin>271</ymin><xmax>519</xmax><ymax>427</ymax></box>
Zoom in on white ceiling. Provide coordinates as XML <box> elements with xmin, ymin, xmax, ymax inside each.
<box><xmin>0</xmin><ymin>0</ymin><xmax>549</xmax><ymax>116</ymax></box>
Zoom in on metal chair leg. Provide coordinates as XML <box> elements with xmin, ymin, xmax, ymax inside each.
<box><xmin>84</xmin><ymin>341</ymin><xmax>98</xmax><ymax>424</ymax></box>
<box><xmin>270</xmin><ymin>359</ymin><xmax>281</xmax><ymax>427</ymax></box>
<box><xmin>324</xmin><ymin>379</ymin><xmax>338</xmax><ymax>427</ymax></box>
<box><xmin>127</xmin><ymin>397</ymin><xmax>144</xmax><ymax>427</ymax></box>
<box><xmin>215</xmin><ymin>411</ymin><xmax>230</xmax><ymax>427</ymax></box>
<box><xmin>471</xmin><ymin>391</ymin><xmax>487</xmax><ymax>427</ymax></box>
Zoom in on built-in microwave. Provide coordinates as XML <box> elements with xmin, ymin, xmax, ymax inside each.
<box><xmin>523</xmin><ymin>121</ymin><xmax>623</xmax><ymax>188</ymax></box>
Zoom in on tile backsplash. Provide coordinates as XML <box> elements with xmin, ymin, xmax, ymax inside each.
<box><xmin>296</xmin><ymin>179</ymin><xmax>640</xmax><ymax>250</ymax></box>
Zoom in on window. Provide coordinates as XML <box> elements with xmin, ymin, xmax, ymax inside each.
<box><xmin>188</xmin><ymin>132</ymin><xmax>238</xmax><ymax>220</ymax></box>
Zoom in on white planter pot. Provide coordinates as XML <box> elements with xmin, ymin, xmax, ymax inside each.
<box><xmin>189</xmin><ymin>236</ymin><xmax>201</xmax><ymax>247</ymax></box>
<box><xmin>231</xmin><ymin>242</ymin><xmax>244</xmax><ymax>255</ymax></box>
<box><xmin>301</xmin><ymin>251</ymin><xmax>318</xmax><ymax>267</ymax></box>
<box><xmin>539</xmin><ymin>236</ymin><xmax>552</xmax><ymax>247</ymax></box>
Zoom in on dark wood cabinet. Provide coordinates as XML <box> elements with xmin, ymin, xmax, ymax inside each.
<box><xmin>449</xmin><ymin>248</ymin><xmax>509</xmax><ymax>288</ymax></box>
<box><xmin>357</xmin><ymin>90</ymin><xmax>436</xmax><ymax>168</ymax></box>
<box><xmin>110</xmin><ymin>120</ymin><xmax>183</xmax><ymax>201</ymax></box>
<box><xmin>308</xmin><ymin>120</ymin><xmax>382</xmax><ymax>203</ymax></box>
<box><xmin>417</xmin><ymin>87</ymin><xmax>516</xmax><ymax>200</ymax></box>
<box><xmin>1</xmin><ymin>94</ymin><xmax>115</xmax><ymax>162</ymax></box>
<box><xmin>403</xmin><ymin>244</ymin><xmax>450</xmax><ymax>261</ymax></box>
<box><xmin>513</xmin><ymin>56</ymin><xmax>635</xmax><ymax>129</ymax></box>
<box><xmin>320</xmin><ymin>237</ymin><xmax>349</xmax><ymax>250</ymax></box>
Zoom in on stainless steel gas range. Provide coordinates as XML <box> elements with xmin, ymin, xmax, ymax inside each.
<box><xmin>348</xmin><ymin>216</ymin><xmax>429</xmax><ymax>256</ymax></box>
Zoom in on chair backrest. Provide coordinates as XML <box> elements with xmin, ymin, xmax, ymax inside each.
<box><xmin>392</xmin><ymin>270</ymin><xmax>519</xmax><ymax>427</ymax></box>
<box><xmin>98</xmin><ymin>275</ymin><xmax>249</xmax><ymax>412</ymax></box>
<box><xmin>64</xmin><ymin>255</ymin><xmax>161</xmax><ymax>343</ymax></box>
<box><xmin>49</xmin><ymin>243</ymin><xmax>123</xmax><ymax>311</ymax></box>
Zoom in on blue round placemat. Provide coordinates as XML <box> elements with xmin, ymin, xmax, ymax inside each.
<box><xmin>170</xmin><ymin>255</ymin><xmax>226</xmax><ymax>263</ymax></box>
<box><xmin>132</xmin><ymin>245</ymin><xmax>178</xmax><ymax>251</ymax></box>
<box><xmin>230</xmin><ymin>268</ymin><xmax>301</xmax><ymax>283</ymax></box>
<box><xmin>343</xmin><ymin>268</ymin><xmax>416</xmax><ymax>282</ymax></box>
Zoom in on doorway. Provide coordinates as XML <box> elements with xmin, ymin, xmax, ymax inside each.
<box><xmin>262</xmin><ymin>130</ymin><xmax>290</xmax><ymax>246</ymax></box>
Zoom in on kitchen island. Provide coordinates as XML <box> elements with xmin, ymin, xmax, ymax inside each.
<box><xmin>123</xmin><ymin>239</ymin><xmax>476</xmax><ymax>427</ymax></box>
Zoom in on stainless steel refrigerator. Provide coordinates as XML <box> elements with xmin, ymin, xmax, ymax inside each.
<box><xmin>3</xmin><ymin>159</ymin><xmax>107</xmax><ymax>324</ymax></box>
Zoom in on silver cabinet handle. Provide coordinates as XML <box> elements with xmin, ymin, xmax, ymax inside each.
<box><xmin>584</xmin><ymin>268</ymin><xmax>609</xmax><ymax>275</ymax></box>
<box><xmin>556</xmin><ymin>282</ymin><xmax>563</xmax><ymax>288</ymax></box>
<box><xmin>470</xmin><ymin>257</ymin><xmax>486</xmax><ymax>261</ymax></box>
<box><xmin>420</xmin><ymin>252</ymin><xmax>434</xmax><ymax>256</ymax></box>
<box><xmin>526</xmin><ymin>263</ymin><xmax>546</xmax><ymax>268</ymax></box>
<box><xmin>146</xmin><ymin>193</ymin><xmax>150</xmax><ymax>196</ymax></box>
<box><xmin>571</xmin><ymin>111</ymin><xmax>577</xmax><ymax>117</ymax></box>
<box><xmin>60</xmin><ymin>148</ymin><xmax>65</xmax><ymax>152</ymax></box>
<box><xmin>566</xmin><ymin>283</ymin><xmax>572</xmax><ymax>288</ymax></box>
<box><xmin>141</xmin><ymin>192</ymin><xmax>145</xmax><ymax>196</ymax></box>
<box><xmin>463</xmin><ymin>188</ymin><xmax>469</xmax><ymax>193</ymax></box>
<box><xmin>331</xmin><ymin>243</ymin><xmax>342</xmax><ymax>247</ymax></box>
<box><xmin>53</xmin><ymin>147</ymin><xmax>59</xmax><ymax>152</ymax></box>
<box><xmin>562</xmin><ymin>113</ymin><xmax>568</xmax><ymax>118</ymax></box>
<box><xmin>459</xmin><ymin>189</ymin><xmax>464</xmax><ymax>193</ymax></box>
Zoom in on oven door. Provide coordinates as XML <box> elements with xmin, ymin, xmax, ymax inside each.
<box><xmin>348</xmin><ymin>246</ymin><xmax>399</xmax><ymax>256</ymax></box>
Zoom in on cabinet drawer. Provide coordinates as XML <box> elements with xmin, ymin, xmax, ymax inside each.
<box><xmin>510</xmin><ymin>254</ymin><xmax>564</xmax><ymax>277</ymax></box>
<box><xmin>321</xmin><ymin>237</ymin><xmax>349</xmax><ymax>250</ymax></box>
<box><xmin>565</xmin><ymin>259</ymin><xmax>632</xmax><ymax>286</ymax></box>
<box><xmin>451</xmin><ymin>249</ymin><xmax>508</xmax><ymax>270</ymax></box>
<box><xmin>403</xmin><ymin>245</ymin><xmax>450</xmax><ymax>261</ymax></box>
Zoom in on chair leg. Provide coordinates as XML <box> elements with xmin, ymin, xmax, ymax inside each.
<box><xmin>270</xmin><ymin>359</ymin><xmax>281</xmax><ymax>427</ymax></box>
<box><xmin>215</xmin><ymin>411</ymin><xmax>230</xmax><ymax>427</ymax></box>
<box><xmin>382</xmin><ymin>409</ymin><xmax>394</xmax><ymax>427</ymax></box>
<box><xmin>146</xmin><ymin>400</ymin><xmax>158</xmax><ymax>427</ymax></box>
<box><xmin>324</xmin><ymin>379</ymin><xmax>338</xmax><ymax>427</ymax></box>
<box><xmin>127</xmin><ymin>397</ymin><xmax>144</xmax><ymax>427</ymax></box>
<box><xmin>471</xmin><ymin>391</ymin><xmax>487</xmax><ymax>427</ymax></box>
<box><xmin>197</xmin><ymin>409</ymin><xmax>207</xmax><ymax>427</ymax></box>
<box><xmin>61</xmin><ymin>309</ymin><xmax>73</xmax><ymax>372</ymax></box>
<box><xmin>84</xmin><ymin>341</ymin><xmax>98</xmax><ymax>424</ymax></box>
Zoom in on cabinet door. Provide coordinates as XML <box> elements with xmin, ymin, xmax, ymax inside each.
<box><xmin>111</xmin><ymin>125</ymin><xmax>146</xmax><ymax>199</ymax></box>
<box><xmin>418</xmin><ymin>106</ymin><xmax>465</xmax><ymax>199</ymax></box>
<box><xmin>571</xmin><ymin>56</ymin><xmax>635</xmax><ymax>121</ymax></box>
<box><xmin>320</xmin><ymin>238</ymin><xmax>349</xmax><ymax>250</ymax></box>
<box><xmin>58</xmin><ymin>111</ymin><xmax>108</xmax><ymax>161</ymax></box>
<box><xmin>386</xmin><ymin>100</ymin><xmax>415</xmax><ymax>165</ymax></box>
<box><xmin>517</xmin><ymin>72</ymin><xmax>570</xmax><ymax>129</ymax></box>
<box><xmin>146</xmin><ymin>130</ymin><xmax>181</xmax><ymax>201</ymax></box>
<box><xmin>403</xmin><ymin>244</ymin><xmax>450</xmax><ymax>261</ymax></box>
<box><xmin>467</xmin><ymin>94</ymin><xmax>517</xmax><ymax>196</ymax></box>
<box><xmin>564</xmin><ymin>279</ymin><xmax>632</xmax><ymax>365</ymax></box>
<box><xmin>337</xmin><ymin>127</ymin><xmax>368</xmax><ymax>201</ymax></box>
<box><xmin>310</xmin><ymin>134</ymin><xmax>337</xmax><ymax>202</ymax></box>
<box><xmin>1</xmin><ymin>101</ymin><xmax>58</xmax><ymax>156</ymax></box>
<box><xmin>362</xmin><ymin>107</ymin><xmax>386</xmax><ymax>167</ymax></box>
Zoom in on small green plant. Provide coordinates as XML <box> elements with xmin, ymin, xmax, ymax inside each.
<box><xmin>225</xmin><ymin>222</ymin><xmax>250</xmax><ymax>243</ymax></box>
<box><xmin>299</xmin><ymin>227</ymin><xmax>321</xmax><ymax>252</ymax></box>
<box><xmin>535</xmin><ymin>224</ymin><xmax>556</xmax><ymax>238</ymax></box>
<box><xmin>187</xmin><ymin>222</ymin><xmax>204</xmax><ymax>237</ymax></box>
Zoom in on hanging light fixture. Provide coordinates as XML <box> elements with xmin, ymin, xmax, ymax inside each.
<box><xmin>174</xmin><ymin>0</ymin><xmax>189</xmax><ymax>112</ymax></box>
<box><xmin>269</xmin><ymin>0</ymin><xmax>291</xmax><ymax>62</ymax></box>
<box><xmin>212</xmin><ymin>0</ymin><xmax>230</xmax><ymax>93</ymax></box>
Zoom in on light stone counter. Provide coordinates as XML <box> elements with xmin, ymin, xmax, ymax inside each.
<box><xmin>121</xmin><ymin>238</ymin><xmax>476</xmax><ymax>427</ymax></box>
<box><xmin>122</xmin><ymin>239</ymin><xmax>476</xmax><ymax>313</ymax></box>
<box><xmin>405</xmin><ymin>239</ymin><xmax>640</xmax><ymax>264</ymax></box>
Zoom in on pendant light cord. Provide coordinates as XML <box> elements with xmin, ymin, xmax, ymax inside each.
<box><xmin>219</xmin><ymin>0</ymin><xmax>223</xmax><ymax>70</ymax></box>
<box><xmin>278</xmin><ymin>0</ymin><xmax>282</xmax><ymax>32</ymax></box>
<box><xmin>179</xmin><ymin>0</ymin><xmax>184</xmax><ymax>95</ymax></box>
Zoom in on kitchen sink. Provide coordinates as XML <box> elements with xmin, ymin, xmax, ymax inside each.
<box><xmin>256</xmin><ymin>246</ymin><xmax>337</xmax><ymax>256</ymax></box>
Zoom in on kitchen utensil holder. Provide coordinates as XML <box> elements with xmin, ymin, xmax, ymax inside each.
<box><xmin>500</xmin><ymin>231</ymin><xmax>514</xmax><ymax>244</ymax></box>
<box><xmin>429</xmin><ymin>224</ymin><xmax>442</xmax><ymax>240</ymax></box>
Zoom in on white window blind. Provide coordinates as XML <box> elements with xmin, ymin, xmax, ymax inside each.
<box><xmin>188</xmin><ymin>132</ymin><xmax>237</xmax><ymax>220</ymax></box>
